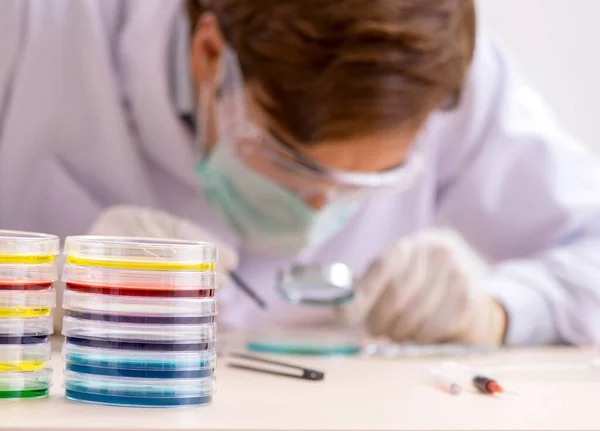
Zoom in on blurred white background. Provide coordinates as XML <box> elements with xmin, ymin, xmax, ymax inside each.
<box><xmin>479</xmin><ymin>0</ymin><xmax>600</xmax><ymax>154</ymax></box>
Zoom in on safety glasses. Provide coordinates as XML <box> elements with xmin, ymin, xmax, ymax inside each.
<box><xmin>203</xmin><ymin>47</ymin><xmax>424</xmax><ymax>204</ymax></box>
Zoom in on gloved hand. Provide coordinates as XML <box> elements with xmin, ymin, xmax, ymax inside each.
<box><xmin>86</xmin><ymin>205</ymin><xmax>239</xmax><ymax>288</ymax></box>
<box><xmin>334</xmin><ymin>230</ymin><xmax>507</xmax><ymax>345</ymax></box>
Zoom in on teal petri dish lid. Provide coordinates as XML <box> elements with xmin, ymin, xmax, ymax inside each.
<box><xmin>63</xmin><ymin>343</ymin><xmax>216</xmax><ymax>371</ymax></box>
<box><xmin>64</xmin><ymin>370</ymin><xmax>215</xmax><ymax>397</ymax></box>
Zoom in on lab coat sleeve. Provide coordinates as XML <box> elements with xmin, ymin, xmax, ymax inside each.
<box><xmin>0</xmin><ymin>1</ymin><xmax>26</xmax><ymax>124</ymax></box>
<box><xmin>433</xmin><ymin>34</ymin><xmax>600</xmax><ymax>346</ymax></box>
<box><xmin>0</xmin><ymin>0</ymin><xmax>134</xmax><ymax>235</ymax></box>
<box><xmin>0</xmin><ymin>0</ymin><xmax>126</xmax><ymax>123</ymax></box>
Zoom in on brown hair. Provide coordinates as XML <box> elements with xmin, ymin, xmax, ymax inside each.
<box><xmin>188</xmin><ymin>0</ymin><xmax>476</xmax><ymax>145</ymax></box>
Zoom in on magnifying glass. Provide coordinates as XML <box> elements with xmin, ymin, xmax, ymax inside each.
<box><xmin>260</xmin><ymin>263</ymin><xmax>502</xmax><ymax>358</ymax></box>
<box><xmin>276</xmin><ymin>263</ymin><xmax>355</xmax><ymax>306</ymax></box>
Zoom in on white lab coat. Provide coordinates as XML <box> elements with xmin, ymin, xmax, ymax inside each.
<box><xmin>1</xmin><ymin>0</ymin><xmax>600</xmax><ymax>345</ymax></box>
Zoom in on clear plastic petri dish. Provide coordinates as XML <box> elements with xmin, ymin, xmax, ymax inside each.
<box><xmin>0</xmin><ymin>230</ymin><xmax>60</xmax><ymax>264</ymax></box>
<box><xmin>62</xmin><ymin>317</ymin><xmax>216</xmax><ymax>351</ymax></box>
<box><xmin>246</xmin><ymin>338</ymin><xmax>362</xmax><ymax>356</ymax></box>
<box><xmin>64</xmin><ymin>236</ymin><xmax>218</xmax><ymax>271</ymax></box>
<box><xmin>0</xmin><ymin>368</ymin><xmax>52</xmax><ymax>400</ymax></box>
<box><xmin>0</xmin><ymin>317</ymin><xmax>54</xmax><ymax>345</ymax></box>
<box><xmin>0</xmin><ymin>343</ymin><xmax>52</xmax><ymax>372</ymax></box>
<box><xmin>0</xmin><ymin>264</ymin><xmax>57</xmax><ymax>290</ymax></box>
<box><xmin>63</xmin><ymin>290</ymin><xmax>217</xmax><ymax>324</ymax></box>
<box><xmin>63</xmin><ymin>343</ymin><xmax>216</xmax><ymax>378</ymax></box>
<box><xmin>64</xmin><ymin>370</ymin><xmax>215</xmax><ymax>408</ymax></box>
<box><xmin>62</xmin><ymin>264</ymin><xmax>216</xmax><ymax>298</ymax></box>
<box><xmin>0</xmin><ymin>290</ymin><xmax>56</xmax><ymax>318</ymax></box>
<box><xmin>245</xmin><ymin>326</ymin><xmax>364</xmax><ymax>357</ymax></box>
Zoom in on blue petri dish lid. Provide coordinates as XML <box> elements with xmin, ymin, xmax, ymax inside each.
<box><xmin>62</xmin><ymin>316</ymin><xmax>215</xmax><ymax>344</ymax></box>
<box><xmin>0</xmin><ymin>317</ymin><xmax>53</xmax><ymax>337</ymax></box>
<box><xmin>62</xmin><ymin>290</ymin><xmax>216</xmax><ymax>317</ymax></box>
<box><xmin>62</xmin><ymin>343</ymin><xmax>216</xmax><ymax>370</ymax></box>
<box><xmin>63</xmin><ymin>370</ymin><xmax>215</xmax><ymax>397</ymax></box>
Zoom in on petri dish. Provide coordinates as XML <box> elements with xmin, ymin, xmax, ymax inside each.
<box><xmin>64</xmin><ymin>310</ymin><xmax>215</xmax><ymax>325</ymax></box>
<box><xmin>0</xmin><ymin>230</ymin><xmax>60</xmax><ymax>265</ymax></box>
<box><xmin>0</xmin><ymin>264</ymin><xmax>57</xmax><ymax>290</ymax></box>
<box><xmin>64</xmin><ymin>236</ymin><xmax>218</xmax><ymax>271</ymax></box>
<box><xmin>0</xmin><ymin>343</ymin><xmax>52</xmax><ymax>372</ymax></box>
<box><xmin>0</xmin><ymin>290</ymin><xmax>56</xmax><ymax>318</ymax></box>
<box><xmin>62</xmin><ymin>317</ymin><xmax>216</xmax><ymax>351</ymax></box>
<box><xmin>247</xmin><ymin>339</ymin><xmax>361</xmax><ymax>356</ymax></box>
<box><xmin>63</xmin><ymin>343</ymin><xmax>216</xmax><ymax>378</ymax></box>
<box><xmin>0</xmin><ymin>368</ymin><xmax>52</xmax><ymax>400</ymax></box>
<box><xmin>246</xmin><ymin>326</ymin><xmax>364</xmax><ymax>357</ymax></box>
<box><xmin>361</xmin><ymin>343</ymin><xmax>501</xmax><ymax>358</ymax></box>
<box><xmin>62</xmin><ymin>264</ymin><xmax>216</xmax><ymax>297</ymax></box>
<box><xmin>64</xmin><ymin>371</ymin><xmax>215</xmax><ymax>408</ymax></box>
<box><xmin>0</xmin><ymin>317</ymin><xmax>53</xmax><ymax>345</ymax></box>
<box><xmin>63</xmin><ymin>290</ymin><xmax>217</xmax><ymax>324</ymax></box>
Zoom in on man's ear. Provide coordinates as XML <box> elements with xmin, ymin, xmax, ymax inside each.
<box><xmin>191</xmin><ymin>12</ymin><xmax>225</xmax><ymax>85</ymax></box>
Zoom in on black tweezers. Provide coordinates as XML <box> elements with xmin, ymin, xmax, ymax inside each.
<box><xmin>227</xmin><ymin>353</ymin><xmax>325</xmax><ymax>381</ymax></box>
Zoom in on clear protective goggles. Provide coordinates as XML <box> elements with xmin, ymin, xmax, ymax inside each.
<box><xmin>200</xmin><ymin>47</ymin><xmax>425</xmax><ymax>205</ymax></box>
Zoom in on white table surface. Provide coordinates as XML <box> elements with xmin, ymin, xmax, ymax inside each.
<box><xmin>2</xmin><ymin>337</ymin><xmax>600</xmax><ymax>431</ymax></box>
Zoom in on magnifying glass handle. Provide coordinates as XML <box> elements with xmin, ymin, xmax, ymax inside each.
<box><xmin>229</xmin><ymin>271</ymin><xmax>268</xmax><ymax>310</ymax></box>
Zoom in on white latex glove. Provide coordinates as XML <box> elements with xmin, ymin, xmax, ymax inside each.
<box><xmin>335</xmin><ymin>230</ymin><xmax>507</xmax><ymax>345</ymax></box>
<box><xmin>86</xmin><ymin>205</ymin><xmax>238</xmax><ymax>286</ymax></box>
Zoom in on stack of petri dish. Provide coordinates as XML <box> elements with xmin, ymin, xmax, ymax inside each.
<box><xmin>60</xmin><ymin>236</ymin><xmax>218</xmax><ymax>408</ymax></box>
<box><xmin>0</xmin><ymin>230</ymin><xmax>58</xmax><ymax>401</ymax></box>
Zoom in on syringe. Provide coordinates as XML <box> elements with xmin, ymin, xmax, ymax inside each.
<box><xmin>428</xmin><ymin>367</ymin><xmax>462</xmax><ymax>395</ymax></box>
<box><xmin>440</xmin><ymin>361</ymin><xmax>508</xmax><ymax>395</ymax></box>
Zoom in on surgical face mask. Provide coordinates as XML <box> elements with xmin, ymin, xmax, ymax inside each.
<box><xmin>196</xmin><ymin>142</ymin><xmax>362</xmax><ymax>254</ymax></box>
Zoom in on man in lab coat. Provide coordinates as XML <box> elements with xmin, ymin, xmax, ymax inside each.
<box><xmin>1</xmin><ymin>0</ymin><xmax>599</xmax><ymax>345</ymax></box>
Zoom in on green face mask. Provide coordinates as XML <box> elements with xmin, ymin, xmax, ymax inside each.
<box><xmin>196</xmin><ymin>144</ymin><xmax>361</xmax><ymax>254</ymax></box>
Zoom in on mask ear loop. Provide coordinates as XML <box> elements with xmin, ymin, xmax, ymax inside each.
<box><xmin>196</xmin><ymin>82</ymin><xmax>214</xmax><ymax>158</ymax></box>
<box><xmin>219</xmin><ymin>47</ymin><xmax>253</xmax><ymax>141</ymax></box>
<box><xmin>196</xmin><ymin>46</ymin><xmax>249</xmax><ymax>158</ymax></box>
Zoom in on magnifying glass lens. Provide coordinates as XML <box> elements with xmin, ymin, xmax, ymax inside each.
<box><xmin>277</xmin><ymin>263</ymin><xmax>354</xmax><ymax>306</ymax></box>
<box><xmin>282</xmin><ymin>282</ymin><xmax>353</xmax><ymax>305</ymax></box>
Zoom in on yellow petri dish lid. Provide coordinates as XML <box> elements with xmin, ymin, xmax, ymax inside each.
<box><xmin>64</xmin><ymin>236</ymin><xmax>218</xmax><ymax>271</ymax></box>
<box><xmin>0</xmin><ymin>230</ymin><xmax>60</xmax><ymax>264</ymax></box>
